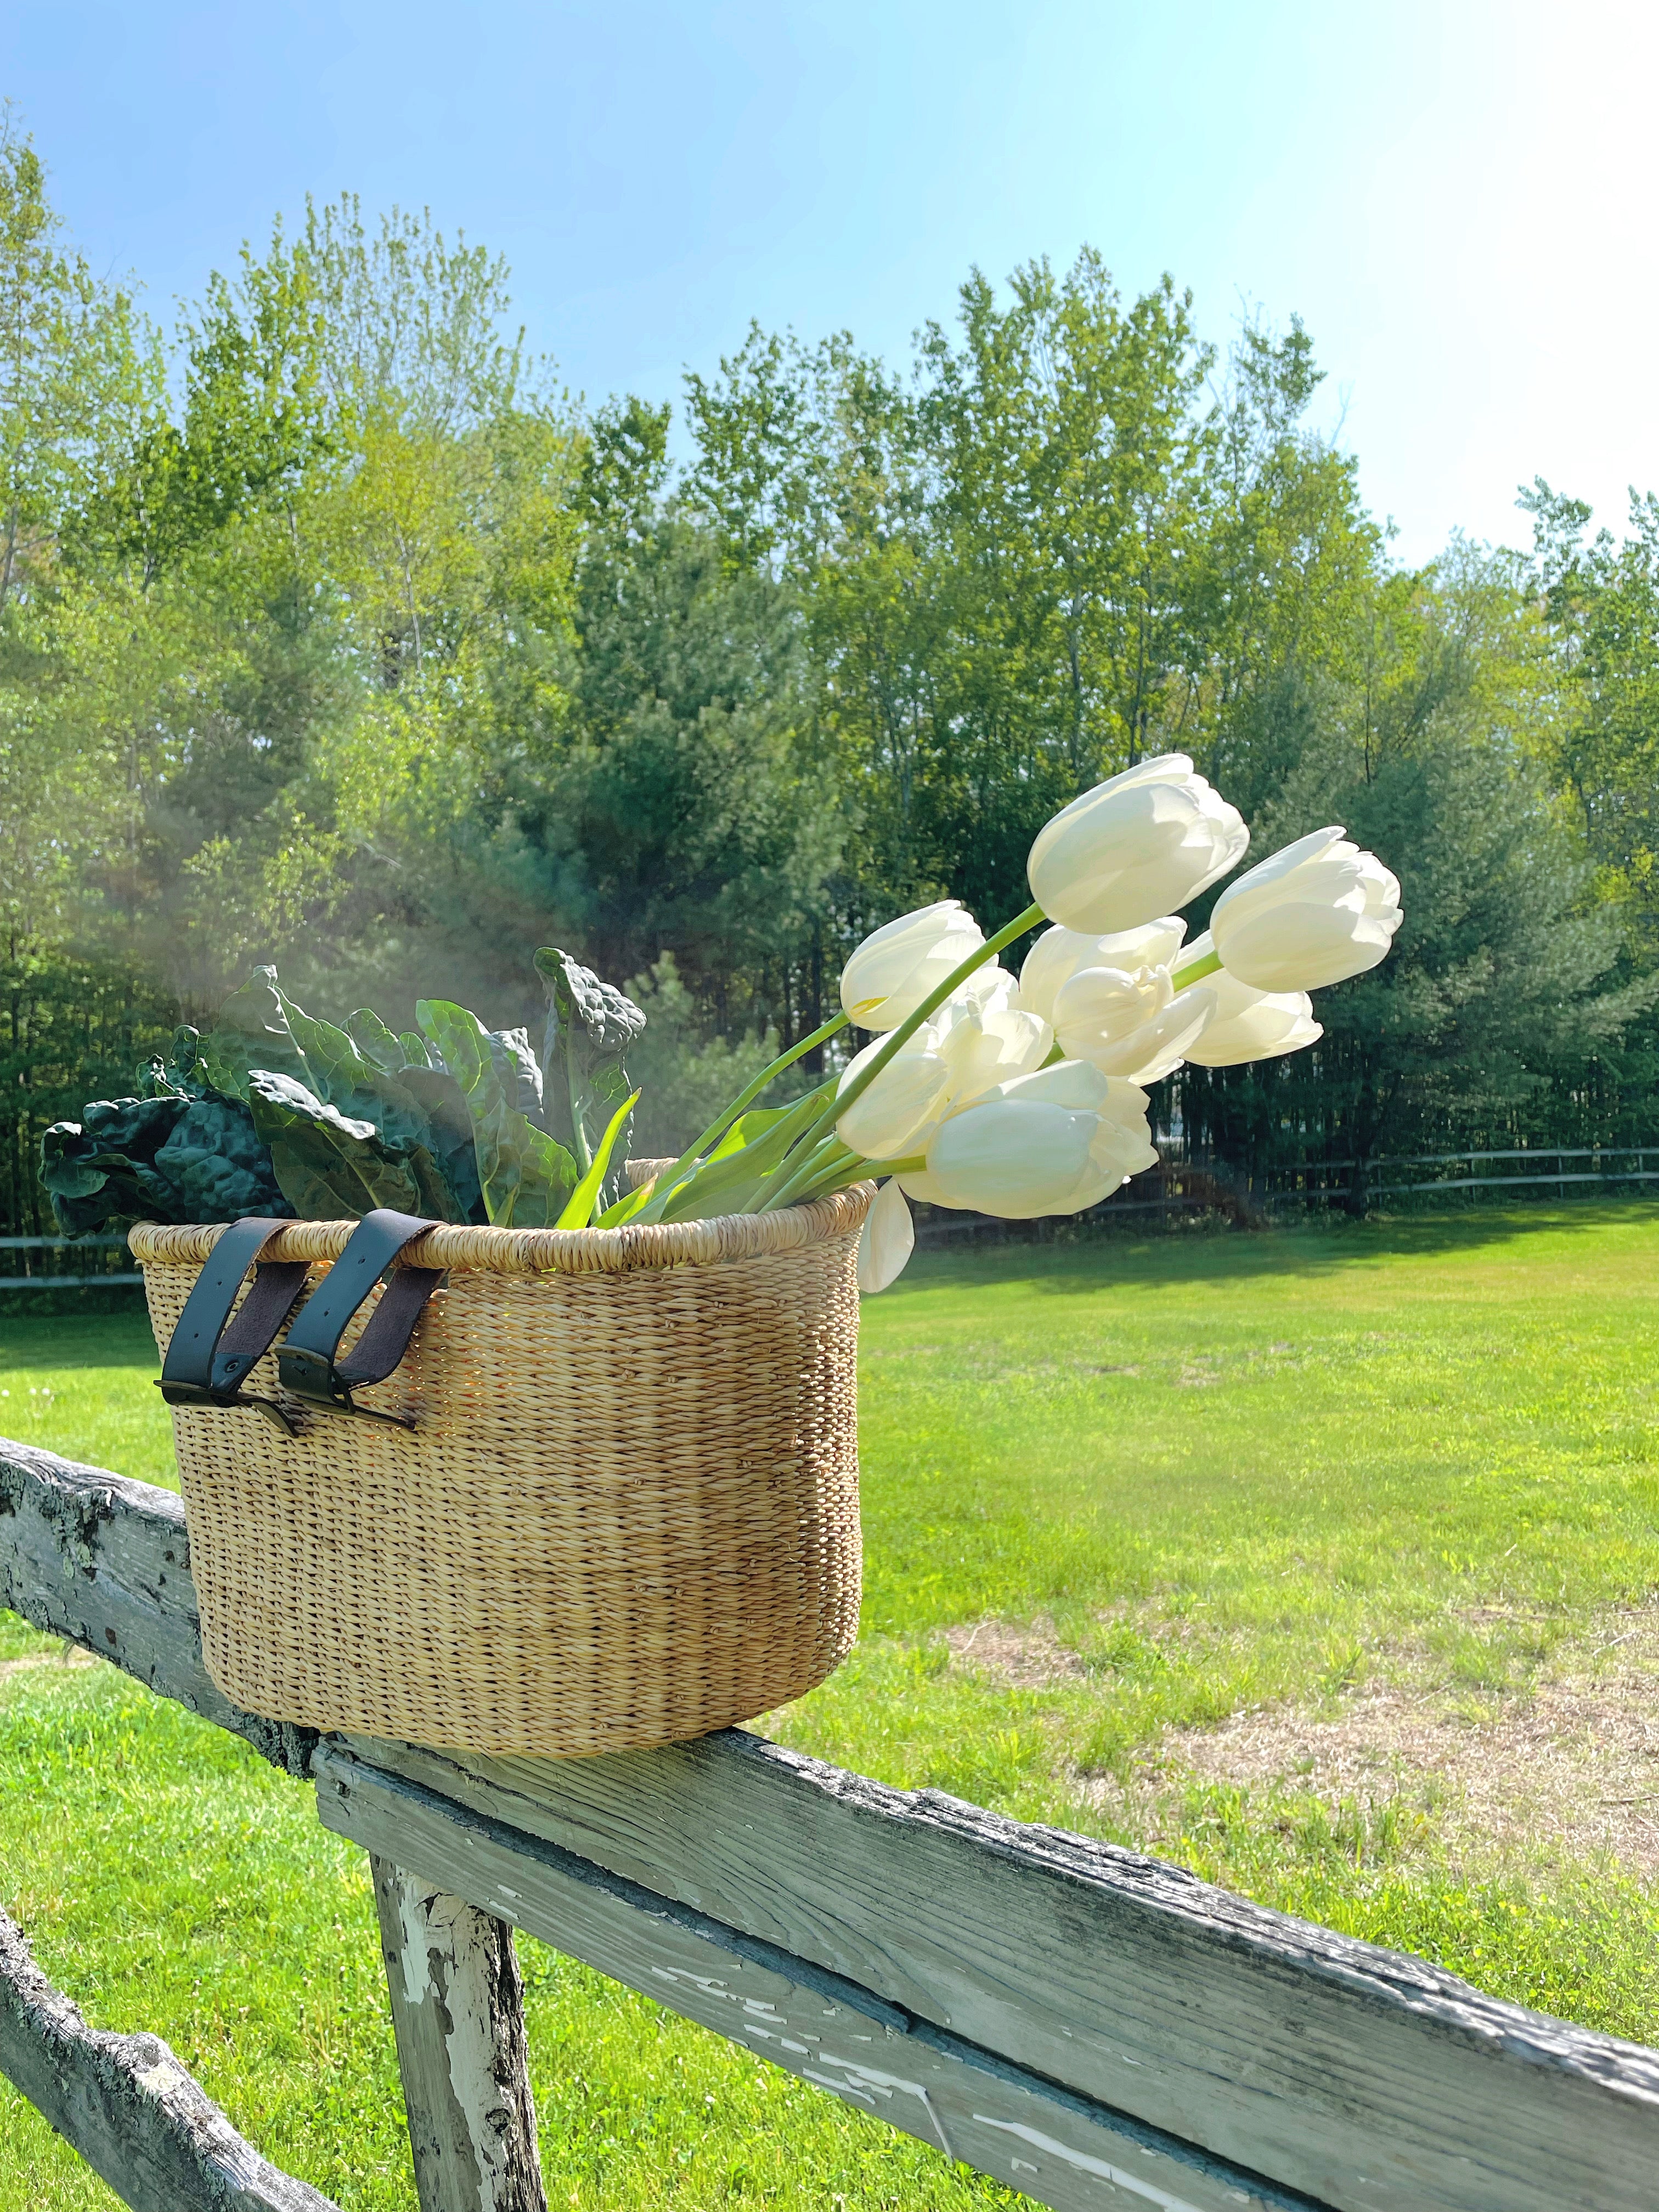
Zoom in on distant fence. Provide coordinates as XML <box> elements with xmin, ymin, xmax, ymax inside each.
<box><xmin>1254</xmin><ymin>1145</ymin><xmax>1659</xmax><ymax>1209</ymax></box>
<box><xmin>0</xmin><ymin>1235</ymin><xmax>140</xmax><ymax>1291</ymax></box>
<box><xmin>9</xmin><ymin>1149</ymin><xmax>1657</xmax><ymax>1279</ymax></box>
<box><xmin>914</xmin><ymin>1146</ymin><xmax>1659</xmax><ymax>1247</ymax></box>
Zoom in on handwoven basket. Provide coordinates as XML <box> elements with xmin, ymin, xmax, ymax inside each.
<box><xmin>129</xmin><ymin>1182</ymin><xmax>871</xmax><ymax>1757</ymax></box>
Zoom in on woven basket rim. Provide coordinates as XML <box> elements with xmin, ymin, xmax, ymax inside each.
<box><xmin>128</xmin><ymin>1180</ymin><xmax>874</xmax><ymax>1279</ymax></box>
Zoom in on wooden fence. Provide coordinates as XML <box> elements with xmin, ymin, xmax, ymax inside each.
<box><xmin>3</xmin><ymin>1434</ymin><xmax>1659</xmax><ymax>2211</ymax></box>
<box><xmin>1254</xmin><ymin>1144</ymin><xmax>1659</xmax><ymax>1209</ymax></box>
<box><xmin>0</xmin><ymin>1233</ymin><xmax>140</xmax><ymax>1290</ymax></box>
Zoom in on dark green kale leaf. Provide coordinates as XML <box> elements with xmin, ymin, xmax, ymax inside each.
<box><xmin>41</xmin><ymin>1093</ymin><xmax>287</xmax><ymax>1236</ymax></box>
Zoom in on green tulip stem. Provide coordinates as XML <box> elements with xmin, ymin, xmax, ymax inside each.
<box><xmin>1171</xmin><ymin>946</ymin><xmax>1223</xmax><ymax>990</ymax></box>
<box><xmin>642</xmin><ymin>1008</ymin><xmax>850</xmax><ymax>1217</ymax></box>
<box><xmin>758</xmin><ymin>899</ymin><xmax>1047</xmax><ymax>1214</ymax></box>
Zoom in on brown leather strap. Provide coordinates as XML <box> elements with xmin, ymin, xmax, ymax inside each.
<box><xmin>335</xmin><ymin>1259</ymin><xmax>446</xmax><ymax>1387</ymax></box>
<box><xmin>156</xmin><ymin>1216</ymin><xmax>306</xmax><ymax>1433</ymax></box>
<box><xmin>277</xmin><ymin>1210</ymin><xmax>443</xmax><ymax>1425</ymax></box>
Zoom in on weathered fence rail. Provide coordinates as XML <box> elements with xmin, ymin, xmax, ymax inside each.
<box><xmin>0</xmin><ymin>1233</ymin><xmax>142</xmax><ymax>1290</ymax></box>
<box><xmin>1255</xmin><ymin>1143</ymin><xmax>1659</xmax><ymax>1207</ymax></box>
<box><xmin>4</xmin><ymin>1434</ymin><xmax>1659</xmax><ymax>2211</ymax></box>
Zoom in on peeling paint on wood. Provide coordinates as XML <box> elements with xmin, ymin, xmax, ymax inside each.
<box><xmin>0</xmin><ymin>1904</ymin><xmax>337</xmax><ymax>2212</ymax></box>
<box><xmin>370</xmin><ymin>1858</ymin><xmax>545</xmax><ymax>2212</ymax></box>
<box><xmin>320</xmin><ymin>1747</ymin><xmax>1320</xmax><ymax>2212</ymax></box>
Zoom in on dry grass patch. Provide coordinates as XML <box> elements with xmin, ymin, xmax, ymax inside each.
<box><xmin>941</xmin><ymin>1599</ymin><xmax>1659</xmax><ymax>1881</ymax></box>
<box><xmin>1152</xmin><ymin>1606</ymin><xmax>1659</xmax><ymax>1878</ymax></box>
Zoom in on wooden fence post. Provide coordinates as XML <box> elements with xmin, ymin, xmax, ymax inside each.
<box><xmin>370</xmin><ymin>1857</ymin><xmax>546</xmax><ymax>2212</ymax></box>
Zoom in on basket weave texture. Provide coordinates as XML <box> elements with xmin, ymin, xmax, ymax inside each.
<box><xmin>131</xmin><ymin>1183</ymin><xmax>871</xmax><ymax>1757</ymax></box>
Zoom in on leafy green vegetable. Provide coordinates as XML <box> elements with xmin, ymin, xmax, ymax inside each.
<box><xmin>388</xmin><ymin>1064</ymin><xmax>485</xmax><ymax>1222</ymax></box>
<box><xmin>535</xmin><ymin>947</ymin><xmax>644</xmax><ymax>1197</ymax></box>
<box><xmin>343</xmin><ymin>1007</ymin><xmax>405</xmax><ymax>1075</ymax></box>
<box><xmin>41</xmin><ymin>951</ymin><xmax>648</xmax><ymax>1235</ymax></box>
<box><xmin>245</xmin><ymin>1071</ymin><xmax>454</xmax><ymax>1221</ymax></box>
<box><xmin>416</xmin><ymin>999</ymin><xmax>579</xmax><ymax>1227</ymax></box>
<box><xmin>41</xmin><ymin>1094</ymin><xmax>289</xmax><ymax>1235</ymax></box>
<box><xmin>194</xmin><ymin>969</ymin><xmax>310</xmax><ymax>1098</ymax></box>
<box><xmin>554</xmin><ymin>1090</ymin><xmax>639</xmax><ymax>1230</ymax></box>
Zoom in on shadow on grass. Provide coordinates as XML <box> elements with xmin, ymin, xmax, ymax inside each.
<box><xmin>894</xmin><ymin>1198</ymin><xmax>1659</xmax><ymax>1299</ymax></box>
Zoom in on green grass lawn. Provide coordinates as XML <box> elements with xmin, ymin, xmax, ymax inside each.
<box><xmin>2</xmin><ymin>1202</ymin><xmax>1657</xmax><ymax>2208</ymax></box>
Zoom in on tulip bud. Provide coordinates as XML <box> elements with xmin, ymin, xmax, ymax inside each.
<box><xmin>857</xmin><ymin>1176</ymin><xmax>915</xmax><ymax>1293</ymax></box>
<box><xmin>1027</xmin><ymin>755</ymin><xmax>1248</xmax><ymax>936</ymax></box>
<box><xmin>1018</xmin><ymin>918</ymin><xmax>1186</xmax><ymax>1027</ymax></box>
<box><xmin>839</xmin><ymin>900</ymin><xmax>985</xmax><ymax>1030</ymax></box>
<box><xmin>1209</xmin><ymin>828</ymin><xmax>1403</xmax><ymax>992</ymax></box>
<box><xmin>1180</xmin><ymin>951</ymin><xmax>1322</xmax><ymax>1067</ymax></box>
<box><xmin>835</xmin><ymin>1029</ymin><xmax>955</xmax><ymax>1159</ymax></box>
<box><xmin>900</xmin><ymin>1060</ymin><xmax>1158</xmax><ymax>1219</ymax></box>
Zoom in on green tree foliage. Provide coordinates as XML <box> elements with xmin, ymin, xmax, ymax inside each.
<box><xmin>7</xmin><ymin>113</ymin><xmax>1659</xmax><ymax>1227</ymax></box>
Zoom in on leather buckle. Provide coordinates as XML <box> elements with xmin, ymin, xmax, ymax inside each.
<box><xmin>156</xmin><ymin>1378</ymin><xmax>297</xmax><ymax>1436</ymax></box>
<box><xmin>275</xmin><ymin>1342</ymin><xmax>416</xmax><ymax>1430</ymax></box>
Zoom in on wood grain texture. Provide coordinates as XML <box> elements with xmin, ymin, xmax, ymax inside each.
<box><xmin>0</xmin><ymin>1440</ymin><xmax>316</xmax><ymax>1776</ymax></box>
<box><xmin>370</xmin><ymin>1857</ymin><xmax>546</xmax><ymax>2212</ymax></box>
<box><xmin>343</xmin><ymin>1730</ymin><xmax>1659</xmax><ymax>2212</ymax></box>
<box><xmin>0</xmin><ymin>1904</ymin><xmax>337</xmax><ymax>2212</ymax></box>
<box><xmin>323</xmin><ymin>1748</ymin><xmax>1322</xmax><ymax>2212</ymax></box>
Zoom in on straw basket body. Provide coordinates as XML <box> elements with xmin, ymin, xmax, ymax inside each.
<box><xmin>129</xmin><ymin>1183</ymin><xmax>870</xmax><ymax>1757</ymax></box>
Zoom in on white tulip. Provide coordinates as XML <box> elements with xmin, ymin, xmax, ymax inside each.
<box><xmin>1209</xmin><ymin>828</ymin><xmax>1403</xmax><ymax>992</ymax></box>
<box><xmin>835</xmin><ymin>1028</ymin><xmax>955</xmax><ymax>1159</ymax></box>
<box><xmin>1054</xmin><ymin>972</ymin><xmax>1218</xmax><ymax>1083</ymax></box>
<box><xmin>899</xmin><ymin>1061</ymin><xmax>1158</xmax><ymax>1219</ymax></box>
<box><xmin>1178</xmin><ymin>944</ymin><xmax>1322</xmax><ymax>1066</ymax></box>
<box><xmin>1026</xmin><ymin>755</ymin><xmax>1248</xmax><ymax>936</ymax></box>
<box><xmin>1017</xmin><ymin>917</ymin><xmax>1186</xmax><ymax>1026</ymax></box>
<box><xmin>839</xmin><ymin>899</ymin><xmax>985</xmax><ymax>1030</ymax></box>
<box><xmin>857</xmin><ymin>1177</ymin><xmax>915</xmax><ymax>1293</ymax></box>
<box><xmin>933</xmin><ymin>989</ymin><xmax>1052</xmax><ymax>1101</ymax></box>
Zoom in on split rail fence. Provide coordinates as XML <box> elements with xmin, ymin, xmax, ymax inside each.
<box><xmin>3</xmin><ymin>1434</ymin><xmax>1659</xmax><ymax>2211</ymax></box>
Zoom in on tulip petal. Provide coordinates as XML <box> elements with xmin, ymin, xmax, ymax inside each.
<box><xmin>839</xmin><ymin>900</ymin><xmax>986</xmax><ymax>1030</ymax></box>
<box><xmin>857</xmin><ymin>1177</ymin><xmax>916</xmax><ymax>1293</ymax></box>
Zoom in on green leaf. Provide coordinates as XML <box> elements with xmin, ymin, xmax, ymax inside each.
<box><xmin>195</xmin><ymin>967</ymin><xmax>309</xmax><ymax>1099</ymax></box>
<box><xmin>534</xmin><ymin>946</ymin><xmax>645</xmax><ymax>1194</ymax></box>
<box><xmin>245</xmin><ymin>1071</ymin><xmax>449</xmax><ymax>1221</ymax></box>
<box><xmin>196</xmin><ymin>970</ymin><xmax>473</xmax><ymax>1221</ymax></box>
<box><xmin>555</xmin><ymin>1091</ymin><xmax>640</xmax><ymax>1229</ymax></box>
<box><xmin>416</xmin><ymin>999</ymin><xmax>578</xmax><ymax>1227</ymax></box>
<box><xmin>345</xmin><ymin>1007</ymin><xmax>407</xmax><ymax>1075</ymax></box>
<box><xmin>648</xmin><ymin>1081</ymin><xmax>835</xmax><ymax>1223</ymax></box>
<box><xmin>40</xmin><ymin>1094</ymin><xmax>288</xmax><ymax>1236</ymax></box>
<box><xmin>392</xmin><ymin>1064</ymin><xmax>486</xmax><ymax>1223</ymax></box>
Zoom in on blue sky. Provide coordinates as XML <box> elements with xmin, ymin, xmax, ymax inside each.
<box><xmin>4</xmin><ymin>0</ymin><xmax>1655</xmax><ymax>566</ymax></box>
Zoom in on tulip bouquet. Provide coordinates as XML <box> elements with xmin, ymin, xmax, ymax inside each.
<box><xmin>45</xmin><ymin>755</ymin><xmax>1401</xmax><ymax>1286</ymax></box>
<box><xmin>618</xmin><ymin>754</ymin><xmax>1402</xmax><ymax>1291</ymax></box>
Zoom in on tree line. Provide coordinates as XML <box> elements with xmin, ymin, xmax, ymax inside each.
<box><xmin>3</xmin><ymin>113</ymin><xmax>1656</xmax><ymax>1233</ymax></box>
